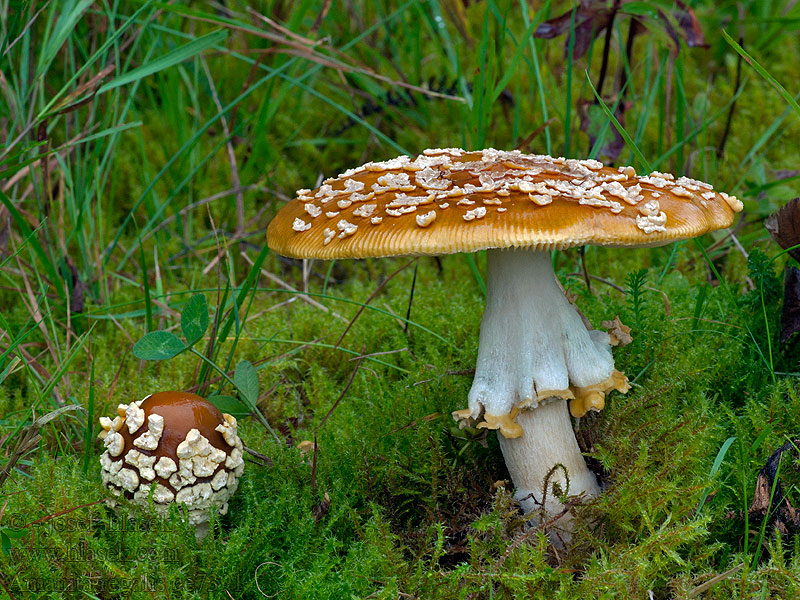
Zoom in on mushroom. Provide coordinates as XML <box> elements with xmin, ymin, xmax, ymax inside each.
<box><xmin>267</xmin><ymin>148</ymin><xmax>742</xmax><ymax>537</ymax></box>
<box><xmin>98</xmin><ymin>391</ymin><xmax>244</xmax><ymax>536</ymax></box>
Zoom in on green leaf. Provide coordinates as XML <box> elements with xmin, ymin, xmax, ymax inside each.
<box><xmin>1</xmin><ymin>527</ymin><xmax>28</xmax><ymax>540</ymax></box>
<box><xmin>619</xmin><ymin>1</ymin><xmax>660</xmax><ymax>19</ymax></box>
<box><xmin>207</xmin><ymin>395</ymin><xmax>252</xmax><ymax>419</ymax></box>
<box><xmin>97</xmin><ymin>29</ymin><xmax>229</xmax><ymax>95</ymax></box>
<box><xmin>696</xmin><ymin>436</ymin><xmax>736</xmax><ymax>512</ymax></box>
<box><xmin>133</xmin><ymin>331</ymin><xmax>186</xmax><ymax>360</ymax></box>
<box><xmin>181</xmin><ymin>294</ymin><xmax>208</xmax><ymax>346</ymax></box>
<box><xmin>0</xmin><ymin>527</ymin><xmax>25</xmax><ymax>555</ymax></box>
<box><xmin>234</xmin><ymin>360</ymin><xmax>259</xmax><ymax>405</ymax></box>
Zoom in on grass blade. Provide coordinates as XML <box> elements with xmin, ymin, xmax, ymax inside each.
<box><xmin>696</xmin><ymin>436</ymin><xmax>736</xmax><ymax>512</ymax></box>
<box><xmin>0</xmin><ymin>189</ymin><xmax>64</xmax><ymax>300</ymax></box>
<box><xmin>97</xmin><ymin>29</ymin><xmax>228</xmax><ymax>94</ymax></box>
<box><xmin>722</xmin><ymin>29</ymin><xmax>800</xmax><ymax>120</ymax></box>
<box><xmin>586</xmin><ymin>71</ymin><xmax>651</xmax><ymax>172</ymax></box>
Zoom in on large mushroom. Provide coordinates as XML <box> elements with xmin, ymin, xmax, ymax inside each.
<box><xmin>98</xmin><ymin>391</ymin><xmax>244</xmax><ymax>536</ymax></box>
<box><xmin>267</xmin><ymin>148</ymin><xmax>742</xmax><ymax>535</ymax></box>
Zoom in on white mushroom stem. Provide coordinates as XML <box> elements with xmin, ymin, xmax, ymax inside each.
<box><xmin>498</xmin><ymin>400</ymin><xmax>599</xmax><ymax>518</ymax></box>
<box><xmin>468</xmin><ymin>249</ymin><xmax>616</xmax><ymax>523</ymax></box>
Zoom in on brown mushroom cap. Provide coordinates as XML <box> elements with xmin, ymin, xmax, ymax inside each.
<box><xmin>117</xmin><ymin>391</ymin><xmax>228</xmax><ymax>470</ymax></box>
<box><xmin>98</xmin><ymin>391</ymin><xmax>244</xmax><ymax>525</ymax></box>
<box><xmin>267</xmin><ymin>148</ymin><xmax>742</xmax><ymax>259</ymax></box>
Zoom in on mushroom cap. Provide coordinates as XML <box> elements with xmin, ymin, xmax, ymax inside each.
<box><xmin>117</xmin><ymin>391</ymin><xmax>228</xmax><ymax>465</ymax></box>
<box><xmin>267</xmin><ymin>148</ymin><xmax>742</xmax><ymax>259</ymax></box>
<box><xmin>98</xmin><ymin>391</ymin><xmax>244</xmax><ymax>525</ymax></box>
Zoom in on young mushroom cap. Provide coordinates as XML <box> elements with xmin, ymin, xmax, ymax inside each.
<box><xmin>267</xmin><ymin>148</ymin><xmax>742</xmax><ymax>538</ymax></box>
<box><xmin>98</xmin><ymin>391</ymin><xmax>244</xmax><ymax>529</ymax></box>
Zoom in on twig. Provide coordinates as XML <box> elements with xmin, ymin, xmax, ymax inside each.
<box><xmin>141</xmin><ymin>186</ymin><xmax>262</xmax><ymax>244</ymax></box>
<box><xmin>0</xmin><ymin>571</ymin><xmax>16</xmax><ymax>600</ymax></box>
<box><xmin>595</xmin><ymin>0</ymin><xmax>621</xmax><ymax>100</ymax></box>
<box><xmin>579</xmin><ymin>246</ymin><xmax>593</xmax><ymax>293</ymax></box>
<box><xmin>201</xmin><ymin>59</ymin><xmax>245</xmax><ymax>235</ymax></box>
<box><xmin>2</xmin><ymin>2</ymin><xmax>48</xmax><ymax>58</ymax></box>
<box><xmin>310</xmin><ymin>0</ymin><xmax>333</xmax><ymax>33</ymax></box>
<box><xmin>688</xmin><ymin>564</ymin><xmax>744</xmax><ymax>598</ymax></box>
<box><xmin>177</xmin><ymin>10</ymin><xmax>464</xmax><ymax>103</ymax></box>
<box><xmin>334</xmin><ymin>258</ymin><xmax>415</xmax><ymax>348</ymax></box>
<box><xmin>243</xmin><ymin>445</ymin><xmax>273</xmax><ymax>468</ymax></box>
<box><xmin>240</xmin><ymin>251</ymin><xmax>346</xmax><ymax>320</ymax></box>
<box><xmin>514</xmin><ymin>118</ymin><xmax>556</xmax><ymax>153</ymax></box>
<box><xmin>315</xmin><ymin>346</ymin><xmax>366</xmax><ymax>432</ymax></box>
<box><xmin>22</xmin><ymin>500</ymin><xmax>104</xmax><ymax>528</ymax></box>
<box><xmin>348</xmin><ymin>348</ymin><xmax>408</xmax><ymax>360</ymax></box>
<box><xmin>729</xmin><ymin>231</ymin><xmax>748</xmax><ymax>260</ymax></box>
<box><xmin>1</xmin><ymin>130</ymin><xmax>87</xmax><ymax>192</ymax></box>
<box><xmin>403</xmin><ymin>259</ymin><xmax>419</xmax><ymax>334</ymax></box>
<box><xmin>565</xmin><ymin>272</ymin><xmax>626</xmax><ymax>294</ymax></box>
<box><xmin>716</xmin><ymin>30</ymin><xmax>744</xmax><ymax>159</ymax></box>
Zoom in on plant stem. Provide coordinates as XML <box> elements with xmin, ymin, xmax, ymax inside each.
<box><xmin>188</xmin><ymin>347</ymin><xmax>282</xmax><ymax>445</ymax></box>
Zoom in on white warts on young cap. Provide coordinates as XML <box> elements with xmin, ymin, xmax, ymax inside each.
<box><xmin>98</xmin><ymin>391</ymin><xmax>245</xmax><ymax>530</ymax></box>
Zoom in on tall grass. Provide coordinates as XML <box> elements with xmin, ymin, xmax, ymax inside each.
<box><xmin>1</xmin><ymin>0</ymin><xmax>800</xmax><ymax>597</ymax></box>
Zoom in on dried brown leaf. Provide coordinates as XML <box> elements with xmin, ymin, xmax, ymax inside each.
<box><xmin>534</xmin><ymin>1</ymin><xmax>613</xmax><ymax>60</ymax></box>
<box><xmin>313</xmin><ymin>492</ymin><xmax>331</xmax><ymax>523</ymax></box>
<box><xmin>765</xmin><ymin>197</ymin><xmax>800</xmax><ymax>263</ymax></box>
<box><xmin>602</xmin><ymin>315</ymin><xmax>632</xmax><ymax>346</ymax></box>
<box><xmin>772</xmin><ymin>169</ymin><xmax>800</xmax><ymax>181</ymax></box>
<box><xmin>673</xmin><ymin>0</ymin><xmax>708</xmax><ymax>48</ymax></box>
<box><xmin>65</xmin><ymin>257</ymin><xmax>87</xmax><ymax>313</ymax></box>
<box><xmin>780</xmin><ymin>266</ymin><xmax>800</xmax><ymax>344</ymax></box>
<box><xmin>747</xmin><ymin>439</ymin><xmax>800</xmax><ymax>535</ymax></box>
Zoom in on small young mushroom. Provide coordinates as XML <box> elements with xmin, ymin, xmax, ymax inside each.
<box><xmin>267</xmin><ymin>148</ymin><xmax>742</xmax><ymax>541</ymax></box>
<box><xmin>98</xmin><ymin>391</ymin><xmax>244</xmax><ymax>536</ymax></box>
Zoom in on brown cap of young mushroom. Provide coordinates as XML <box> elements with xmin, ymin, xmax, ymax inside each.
<box><xmin>98</xmin><ymin>391</ymin><xmax>244</xmax><ymax>526</ymax></box>
<box><xmin>267</xmin><ymin>148</ymin><xmax>742</xmax><ymax>259</ymax></box>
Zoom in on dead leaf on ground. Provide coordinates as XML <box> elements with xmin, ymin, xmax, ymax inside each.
<box><xmin>780</xmin><ymin>266</ymin><xmax>800</xmax><ymax>344</ymax></box>
<box><xmin>765</xmin><ymin>197</ymin><xmax>800</xmax><ymax>263</ymax></box>
<box><xmin>602</xmin><ymin>315</ymin><xmax>632</xmax><ymax>346</ymax></box>
<box><xmin>535</xmin><ymin>0</ymin><xmax>706</xmax><ymax>61</ymax></box>
<box><xmin>534</xmin><ymin>1</ymin><xmax>614</xmax><ymax>60</ymax></box>
<box><xmin>313</xmin><ymin>492</ymin><xmax>331</xmax><ymax>522</ymax></box>
<box><xmin>673</xmin><ymin>0</ymin><xmax>708</xmax><ymax>48</ymax></box>
<box><xmin>747</xmin><ymin>439</ymin><xmax>800</xmax><ymax>537</ymax></box>
<box><xmin>65</xmin><ymin>256</ymin><xmax>87</xmax><ymax>313</ymax></box>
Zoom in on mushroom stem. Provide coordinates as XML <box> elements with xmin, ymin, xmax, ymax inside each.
<box><xmin>467</xmin><ymin>248</ymin><xmax>614</xmax><ymax>528</ymax></box>
<box><xmin>497</xmin><ymin>399</ymin><xmax>600</xmax><ymax>521</ymax></box>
